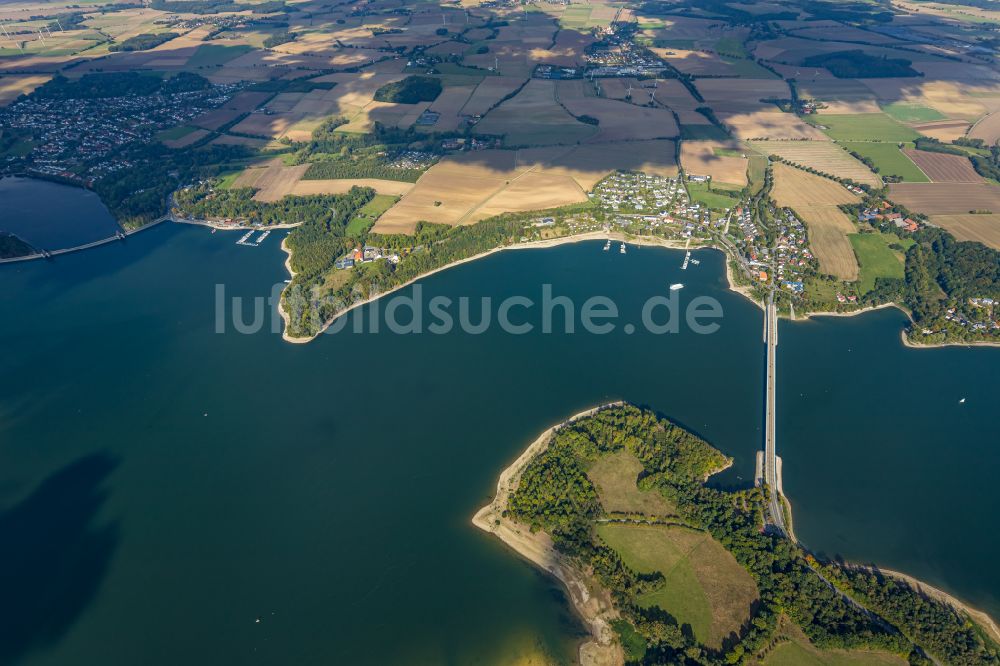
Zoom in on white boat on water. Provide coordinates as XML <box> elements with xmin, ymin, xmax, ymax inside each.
<box><xmin>669</xmin><ymin>283</ymin><xmax>684</xmax><ymax>291</ymax></box>
<box><xmin>620</xmin><ymin>243</ymin><xmax>626</xmax><ymax>254</ymax></box>
<box><xmin>603</xmin><ymin>240</ymin><xmax>611</xmax><ymax>251</ymax></box>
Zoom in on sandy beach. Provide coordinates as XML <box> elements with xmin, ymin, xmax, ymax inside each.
<box><xmin>472</xmin><ymin>403</ymin><xmax>626</xmax><ymax>666</ymax></box>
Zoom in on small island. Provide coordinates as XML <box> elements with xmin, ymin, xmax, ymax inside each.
<box><xmin>475</xmin><ymin>403</ymin><xmax>1000</xmax><ymax>666</ymax></box>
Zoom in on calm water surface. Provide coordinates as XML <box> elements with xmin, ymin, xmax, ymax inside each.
<box><xmin>0</xmin><ymin>177</ymin><xmax>121</xmax><ymax>251</ymax></box>
<box><xmin>0</xmin><ymin>223</ymin><xmax>997</xmax><ymax>665</ymax></box>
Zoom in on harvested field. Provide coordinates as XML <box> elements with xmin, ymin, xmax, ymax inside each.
<box><xmin>467</xmin><ymin>171</ymin><xmax>587</xmax><ymax>222</ymax></box>
<box><xmin>290</xmin><ymin>179</ymin><xmax>415</xmax><ymax>197</ymax></box>
<box><xmin>902</xmin><ymin>149</ymin><xmax>981</xmax><ymax>183</ymax></box>
<box><xmin>680</xmin><ymin>140</ymin><xmax>748</xmax><ymax>186</ymax></box>
<box><xmin>913</xmin><ymin>119</ymin><xmax>971</xmax><ymax>142</ymax></box>
<box><xmin>233</xmin><ymin>160</ymin><xmax>310</xmax><ymax>202</ymax></box>
<box><xmin>890</xmin><ymin>182</ymin><xmax>1000</xmax><ymax>215</ymax></box>
<box><xmin>719</xmin><ymin>110</ymin><xmax>828</xmax><ymax>140</ymax></box>
<box><xmin>771</xmin><ymin>163</ymin><xmax>860</xmax><ymax>280</ymax></box>
<box><xmin>474</xmin><ymin>79</ymin><xmax>597</xmax><ymax>146</ymax></box>
<box><xmin>969</xmin><ymin>110</ymin><xmax>1000</xmax><ymax>145</ymax></box>
<box><xmin>190</xmin><ymin>108</ymin><xmax>243</xmax><ymax>131</ymax></box>
<box><xmin>693</xmin><ymin>78</ymin><xmax>790</xmax><ymax>113</ymax></box>
<box><xmin>0</xmin><ymin>74</ymin><xmax>51</xmax><ymax>106</ymax></box>
<box><xmin>597</xmin><ymin>524</ymin><xmax>758</xmax><ymax>650</ymax></box>
<box><xmin>424</xmin><ymin>84</ymin><xmax>476</xmax><ymax>132</ymax></box>
<box><xmin>162</xmin><ymin>127</ymin><xmax>208</xmax><ymax>149</ymax></box>
<box><xmin>372</xmin><ymin>149</ymin><xmax>598</xmax><ymax>233</ymax></box>
<box><xmin>750</xmin><ymin>140</ymin><xmax>880</xmax><ymax>186</ymax></box>
<box><xmin>858</xmin><ymin>79</ymin><xmax>994</xmax><ymax>119</ymax></box>
<box><xmin>520</xmin><ymin>140</ymin><xmax>678</xmax><ymax>189</ymax></box>
<box><xmin>558</xmin><ymin>92</ymin><xmax>679</xmax><ymax>142</ymax></box>
<box><xmin>930</xmin><ymin>214</ymin><xmax>1000</xmax><ymax>250</ymax></box>
<box><xmin>229</xmin><ymin>113</ymin><xmax>298</xmax><ymax>139</ymax></box>
<box><xmin>459</xmin><ymin>76</ymin><xmax>528</xmax><ymax>116</ymax></box>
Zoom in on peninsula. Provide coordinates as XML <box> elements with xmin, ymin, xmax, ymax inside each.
<box><xmin>475</xmin><ymin>403</ymin><xmax>1000</xmax><ymax>666</ymax></box>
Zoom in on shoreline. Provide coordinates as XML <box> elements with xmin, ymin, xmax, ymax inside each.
<box><xmin>475</xmin><ymin>405</ymin><xmax>1000</xmax><ymax>665</ymax></box>
<box><xmin>472</xmin><ymin>402</ymin><xmax>627</xmax><ymax>666</ymax></box>
<box><xmin>278</xmin><ymin>230</ymin><xmax>702</xmax><ymax>344</ymax></box>
<box><xmin>273</xmin><ymin>228</ymin><xmax>999</xmax><ymax>349</ymax></box>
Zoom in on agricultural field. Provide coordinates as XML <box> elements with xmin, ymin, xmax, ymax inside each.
<box><xmin>679</xmin><ymin>141</ymin><xmax>748</xmax><ymax>186</ymax></box>
<box><xmin>849</xmin><ymin>232</ymin><xmax>912</xmax><ymax>293</ymax></box>
<box><xmin>751</xmin><ymin>140</ymin><xmax>880</xmax><ymax>186</ymax></box>
<box><xmin>687</xmin><ymin>182</ymin><xmax>741</xmax><ymax>211</ymax></box>
<box><xmin>232</xmin><ymin>159</ymin><xmax>310</xmax><ymax>202</ymax></box>
<box><xmin>889</xmin><ymin>182</ymin><xmax>1000</xmax><ymax>215</ymax></box>
<box><xmin>969</xmin><ymin>110</ymin><xmax>1000</xmax><ymax>145</ymax></box>
<box><xmin>903</xmin><ymin>148</ymin><xmax>983</xmax><ymax>183</ymax></box>
<box><xmin>771</xmin><ymin>163</ymin><xmax>860</xmax><ymax>280</ymax></box>
<box><xmin>840</xmin><ymin>142</ymin><xmax>927</xmax><ymax>182</ymax></box>
<box><xmin>474</xmin><ymin>79</ymin><xmax>596</xmax><ymax>146</ymax></box>
<box><xmin>929</xmin><ymin>214</ymin><xmax>1000</xmax><ymax>250</ymax></box>
<box><xmin>811</xmin><ymin>113</ymin><xmax>922</xmax><ymax>142</ymax></box>
<box><xmin>0</xmin><ymin>74</ymin><xmax>50</xmax><ymax>105</ymax></box>
<box><xmin>880</xmin><ymin>102</ymin><xmax>946</xmax><ymax>123</ymax></box>
<box><xmin>596</xmin><ymin>523</ymin><xmax>758</xmax><ymax>650</ymax></box>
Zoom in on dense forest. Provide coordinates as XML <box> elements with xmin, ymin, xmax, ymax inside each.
<box><xmin>0</xmin><ymin>232</ymin><xmax>35</xmax><ymax>259</ymax></box>
<box><xmin>33</xmin><ymin>71</ymin><xmax>210</xmax><ymax>100</ymax></box>
<box><xmin>505</xmin><ymin>404</ymin><xmax>1000</xmax><ymax>665</ymax></box>
<box><xmin>802</xmin><ymin>51</ymin><xmax>920</xmax><ymax>78</ymax></box>
<box><xmin>295</xmin><ymin>118</ymin><xmax>437</xmax><ymax>183</ymax></box>
<box><xmin>109</xmin><ymin>32</ymin><xmax>179</xmax><ymax>52</ymax></box>
<box><xmin>372</xmin><ymin>75</ymin><xmax>443</xmax><ymax>104</ymax></box>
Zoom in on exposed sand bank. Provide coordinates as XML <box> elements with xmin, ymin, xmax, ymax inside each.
<box><xmin>472</xmin><ymin>403</ymin><xmax>627</xmax><ymax>666</ymax></box>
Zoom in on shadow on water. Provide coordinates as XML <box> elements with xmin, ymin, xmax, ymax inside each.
<box><xmin>0</xmin><ymin>453</ymin><xmax>120</xmax><ymax>666</ymax></box>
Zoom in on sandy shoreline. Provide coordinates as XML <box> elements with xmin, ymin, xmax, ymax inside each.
<box><xmin>278</xmin><ymin>230</ymin><xmax>701</xmax><ymax>344</ymax></box>
<box><xmin>474</xmin><ymin>405</ymin><xmax>1000</xmax><ymax>665</ymax></box>
<box><xmin>270</xmin><ymin>226</ymin><xmax>998</xmax><ymax>350</ymax></box>
<box><xmin>472</xmin><ymin>403</ymin><xmax>626</xmax><ymax>666</ymax></box>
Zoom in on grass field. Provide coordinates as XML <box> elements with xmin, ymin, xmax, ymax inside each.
<box><xmin>156</xmin><ymin>125</ymin><xmax>198</xmax><ymax>142</ymax></box>
<box><xmin>849</xmin><ymin>232</ymin><xmax>912</xmax><ymax>293</ymax></box>
<box><xmin>596</xmin><ymin>524</ymin><xmax>758</xmax><ymax>650</ymax></box>
<box><xmin>840</xmin><ymin>142</ymin><xmax>928</xmax><ymax>182</ymax></box>
<box><xmin>586</xmin><ymin>450</ymin><xmax>676</xmax><ymax>516</ymax></box>
<box><xmin>812</xmin><ymin>113</ymin><xmax>921</xmax><ymax>142</ymax></box>
<box><xmin>346</xmin><ymin>194</ymin><xmax>397</xmax><ymax>235</ymax></box>
<box><xmin>880</xmin><ymin>102</ymin><xmax>946</xmax><ymax>123</ymax></box>
<box><xmin>186</xmin><ymin>44</ymin><xmax>253</xmax><ymax>68</ymax></box>
<box><xmin>756</xmin><ymin>619</ymin><xmax>907</xmax><ymax>666</ymax></box>
<box><xmin>687</xmin><ymin>181</ymin><xmax>741</xmax><ymax>210</ymax></box>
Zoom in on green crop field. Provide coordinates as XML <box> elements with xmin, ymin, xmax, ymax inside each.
<box><xmin>812</xmin><ymin>113</ymin><xmax>921</xmax><ymax>142</ymax></box>
<box><xmin>841</xmin><ymin>141</ymin><xmax>928</xmax><ymax>182</ymax></box>
<box><xmin>849</xmin><ymin>232</ymin><xmax>912</xmax><ymax>293</ymax></box>
<box><xmin>186</xmin><ymin>44</ymin><xmax>253</xmax><ymax>68</ymax></box>
<box><xmin>880</xmin><ymin>102</ymin><xmax>946</xmax><ymax>123</ymax></box>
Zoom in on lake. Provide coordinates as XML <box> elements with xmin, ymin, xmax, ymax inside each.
<box><xmin>0</xmin><ymin>224</ymin><xmax>997</xmax><ymax>665</ymax></box>
<box><xmin>0</xmin><ymin>177</ymin><xmax>121</xmax><ymax>252</ymax></box>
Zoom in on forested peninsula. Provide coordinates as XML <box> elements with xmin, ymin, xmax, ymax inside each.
<box><xmin>475</xmin><ymin>404</ymin><xmax>1000</xmax><ymax>666</ymax></box>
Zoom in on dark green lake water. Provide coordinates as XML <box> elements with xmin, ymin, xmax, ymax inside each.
<box><xmin>0</xmin><ymin>224</ymin><xmax>997</xmax><ymax>665</ymax></box>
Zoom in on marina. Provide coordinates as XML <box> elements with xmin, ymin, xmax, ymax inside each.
<box><xmin>235</xmin><ymin>229</ymin><xmax>272</xmax><ymax>247</ymax></box>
